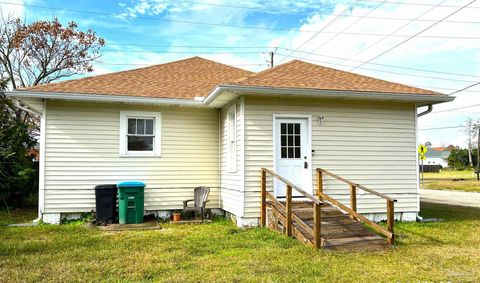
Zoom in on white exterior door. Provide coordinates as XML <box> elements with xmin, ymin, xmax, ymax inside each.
<box><xmin>274</xmin><ymin>117</ymin><xmax>312</xmax><ymax>198</ymax></box>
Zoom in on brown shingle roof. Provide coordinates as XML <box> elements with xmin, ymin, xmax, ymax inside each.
<box><xmin>21</xmin><ymin>57</ymin><xmax>441</xmax><ymax>99</ymax></box>
<box><xmin>22</xmin><ymin>57</ymin><xmax>253</xmax><ymax>99</ymax></box>
<box><xmin>229</xmin><ymin>60</ymin><xmax>440</xmax><ymax>95</ymax></box>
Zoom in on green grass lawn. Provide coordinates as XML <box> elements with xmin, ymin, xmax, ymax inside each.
<box><xmin>423</xmin><ymin>169</ymin><xmax>477</xmax><ymax>180</ymax></box>
<box><xmin>423</xmin><ymin>169</ymin><xmax>480</xmax><ymax>192</ymax></box>
<box><xmin>1</xmin><ymin>203</ymin><xmax>480</xmax><ymax>282</ymax></box>
<box><xmin>0</xmin><ymin>207</ymin><xmax>37</xmax><ymax>226</ymax></box>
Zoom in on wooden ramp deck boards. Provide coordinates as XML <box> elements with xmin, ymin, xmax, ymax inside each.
<box><xmin>267</xmin><ymin>201</ymin><xmax>388</xmax><ymax>251</ymax></box>
<box><xmin>260</xmin><ymin>168</ymin><xmax>395</xmax><ymax>252</ymax></box>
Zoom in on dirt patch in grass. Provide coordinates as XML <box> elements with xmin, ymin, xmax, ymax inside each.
<box><xmin>1</xmin><ymin>203</ymin><xmax>479</xmax><ymax>282</ymax></box>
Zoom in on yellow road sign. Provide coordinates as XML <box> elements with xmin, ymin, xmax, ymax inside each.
<box><xmin>420</xmin><ymin>155</ymin><xmax>426</xmax><ymax>160</ymax></box>
<box><xmin>418</xmin><ymin>144</ymin><xmax>428</xmax><ymax>155</ymax></box>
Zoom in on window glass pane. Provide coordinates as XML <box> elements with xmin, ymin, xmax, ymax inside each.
<box><xmin>281</xmin><ymin>123</ymin><xmax>286</xmax><ymax>135</ymax></box>
<box><xmin>128</xmin><ymin>136</ymin><xmax>153</xmax><ymax>151</ymax></box>
<box><xmin>137</xmin><ymin>119</ymin><xmax>145</xmax><ymax>135</ymax></box>
<box><xmin>287</xmin><ymin>135</ymin><xmax>293</xmax><ymax>147</ymax></box>
<box><xmin>281</xmin><ymin>135</ymin><xmax>286</xmax><ymax>147</ymax></box>
<box><xmin>295</xmin><ymin>147</ymin><xmax>300</xmax><ymax>158</ymax></box>
<box><xmin>145</xmin><ymin>119</ymin><xmax>154</xmax><ymax>135</ymax></box>
<box><xmin>288</xmin><ymin>147</ymin><xmax>294</xmax><ymax>158</ymax></box>
<box><xmin>128</xmin><ymin>119</ymin><xmax>136</xmax><ymax>134</ymax></box>
<box><xmin>294</xmin><ymin>123</ymin><xmax>300</xmax><ymax>135</ymax></box>
<box><xmin>288</xmin><ymin>123</ymin><xmax>293</xmax><ymax>134</ymax></box>
<box><xmin>295</xmin><ymin>135</ymin><xmax>300</xmax><ymax>146</ymax></box>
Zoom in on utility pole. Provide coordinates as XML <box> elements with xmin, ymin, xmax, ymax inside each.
<box><xmin>477</xmin><ymin>124</ymin><xmax>480</xmax><ymax>181</ymax></box>
<box><xmin>269</xmin><ymin>51</ymin><xmax>274</xmax><ymax>68</ymax></box>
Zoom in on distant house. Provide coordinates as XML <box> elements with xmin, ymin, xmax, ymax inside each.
<box><xmin>424</xmin><ymin>145</ymin><xmax>454</xmax><ymax>168</ymax></box>
<box><xmin>8</xmin><ymin>57</ymin><xmax>454</xmax><ymax>225</ymax></box>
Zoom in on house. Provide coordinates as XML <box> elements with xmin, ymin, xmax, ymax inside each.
<box><xmin>8</xmin><ymin>57</ymin><xmax>454</xmax><ymax>226</ymax></box>
<box><xmin>424</xmin><ymin>145</ymin><xmax>454</xmax><ymax>168</ymax></box>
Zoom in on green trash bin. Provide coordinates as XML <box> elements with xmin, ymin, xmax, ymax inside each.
<box><xmin>117</xmin><ymin>181</ymin><xmax>145</xmax><ymax>224</ymax></box>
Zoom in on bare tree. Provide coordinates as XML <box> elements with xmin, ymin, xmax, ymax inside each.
<box><xmin>0</xmin><ymin>16</ymin><xmax>105</xmax><ymax>89</ymax></box>
<box><xmin>464</xmin><ymin>118</ymin><xmax>478</xmax><ymax>167</ymax></box>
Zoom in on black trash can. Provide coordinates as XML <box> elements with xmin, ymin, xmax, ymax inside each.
<box><xmin>94</xmin><ymin>184</ymin><xmax>117</xmax><ymax>225</ymax></box>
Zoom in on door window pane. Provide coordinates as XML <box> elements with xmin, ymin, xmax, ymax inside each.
<box><xmin>279</xmin><ymin>122</ymin><xmax>301</xmax><ymax>159</ymax></box>
<box><xmin>281</xmin><ymin>123</ymin><xmax>286</xmax><ymax>135</ymax></box>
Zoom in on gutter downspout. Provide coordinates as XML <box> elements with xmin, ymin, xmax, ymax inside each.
<box><xmin>13</xmin><ymin>99</ymin><xmax>43</xmax><ymax>223</ymax></box>
<box><xmin>34</xmin><ymin>99</ymin><xmax>46</xmax><ymax>223</ymax></box>
<box><xmin>417</xmin><ymin>104</ymin><xmax>433</xmax><ymax>117</ymax></box>
<box><xmin>218</xmin><ymin>108</ymin><xmax>222</xmax><ymax>211</ymax></box>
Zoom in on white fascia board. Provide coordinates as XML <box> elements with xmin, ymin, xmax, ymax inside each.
<box><xmin>6</xmin><ymin>90</ymin><xmax>207</xmax><ymax>107</ymax></box>
<box><xmin>203</xmin><ymin>85</ymin><xmax>455</xmax><ymax>106</ymax></box>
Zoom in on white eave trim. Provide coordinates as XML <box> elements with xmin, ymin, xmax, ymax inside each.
<box><xmin>203</xmin><ymin>85</ymin><xmax>455</xmax><ymax>105</ymax></box>
<box><xmin>6</xmin><ymin>90</ymin><xmax>206</xmax><ymax>107</ymax></box>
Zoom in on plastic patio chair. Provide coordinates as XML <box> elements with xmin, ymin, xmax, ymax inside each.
<box><xmin>182</xmin><ymin>186</ymin><xmax>210</xmax><ymax>222</ymax></box>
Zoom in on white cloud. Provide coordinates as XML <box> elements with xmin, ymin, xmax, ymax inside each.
<box><xmin>265</xmin><ymin>0</ymin><xmax>480</xmax><ymax>147</ymax></box>
<box><xmin>86</xmin><ymin>0</ymin><xmax>480</xmax><ymax>148</ymax></box>
<box><xmin>0</xmin><ymin>0</ymin><xmax>24</xmax><ymax>19</ymax></box>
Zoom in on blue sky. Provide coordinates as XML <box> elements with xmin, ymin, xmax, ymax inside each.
<box><xmin>3</xmin><ymin>0</ymin><xmax>480</xmax><ymax>147</ymax></box>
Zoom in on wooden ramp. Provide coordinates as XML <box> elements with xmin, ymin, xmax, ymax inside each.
<box><xmin>267</xmin><ymin>201</ymin><xmax>387</xmax><ymax>251</ymax></box>
<box><xmin>260</xmin><ymin>168</ymin><xmax>396</xmax><ymax>252</ymax></box>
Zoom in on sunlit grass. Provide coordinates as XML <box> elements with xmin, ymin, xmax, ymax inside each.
<box><xmin>1</xmin><ymin>202</ymin><xmax>479</xmax><ymax>282</ymax></box>
<box><xmin>423</xmin><ymin>169</ymin><xmax>480</xmax><ymax>192</ymax></box>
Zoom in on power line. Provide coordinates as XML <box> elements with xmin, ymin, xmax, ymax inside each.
<box><xmin>276</xmin><ymin>51</ymin><xmax>479</xmax><ymax>84</ymax></box>
<box><xmin>430</xmin><ymin>103</ymin><xmax>480</xmax><ymax>114</ymax></box>
<box><xmin>0</xmin><ymin>1</ymin><xmax>313</xmax><ymax>33</ymax></box>
<box><xmin>277</xmin><ymin>47</ymin><xmax>480</xmax><ymax>78</ymax></box>
<box><xmin>302</xmin><ymin>0</ymin><xmax>389</xmax><ymax>58</ymax></box>
<box><xmin>3</xmin><ymin>1</ymin><xmax>480</xmax><ymax>38</ymax></box>
<box><xmin>277</xmin><ymin>0</ymin><xmax>362</xmax><ymax>64</ymax></box>
<box><xmin>450</xmin><ymin>81</ymin><xmax>480</xmax><ymax>95</ymax></box>
<box><xmin>4</xmin><ymin>0</ymin><xmax>480</xmax><ymax>28</ymax></box>
<box><xmin>419</xmin><ymin>125</ymin><xmax>464</xmax><ymax>130</ymax></box>
<box><xmin>412</xmin><ymin>84</ymin><xmax>480</xmax><ymax>93</ymax></box>
<box><xmin>363</xmin><ymin>0</ymin><xmax>480</xmax><ymax>9</ymax></box>
<box><xmin>181</xmin><ymin>0</ymin><xmax>480</xmax><ymax>14</ymax></box>
<box><xmin>345</xmin><ymin>0</ymin><xmax>448</xmax><ymax>64</ymax></box>
<box><xmin>106</xmin><ymin>44</ymin><xmax>270</xmax><ymax>48</ymax></box>
<box><xmin>349</xmin><ymin>0</ymin><xmax>476</xmax><ymax>71</ymax></box>
<box><xmin>95</xmin><ymin>62</ymin><xmax>269</xmax><ymax>67</ymax></box>
<box><xmin>101</xmin><ymin>50</ymin><xmax>264</xmax><ymax>54</ymax></box>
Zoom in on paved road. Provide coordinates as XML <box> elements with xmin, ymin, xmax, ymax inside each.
<box><xmin>421</xmin><ymin>189</ymin><xmax>480</xmax><ymax>208</ymax></box>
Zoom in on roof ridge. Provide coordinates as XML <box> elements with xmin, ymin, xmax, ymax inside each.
<box><xmin>21</xmin><ymin>56</ymin><xmax>254</xmax><ymax>90</ymax></box>
<box><xmin>231</xmin><ymin>59</ymin><xmax>299</xmax><ymax>83</ymax></box>
<box><xmin>233</xmin><ymin>59</ymin><xmax>441</xmax><ymax>95</ymax></box>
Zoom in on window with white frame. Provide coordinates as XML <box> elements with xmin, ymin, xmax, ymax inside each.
<box><xmin>227</xmin><ymin>107</ymin><xmax>237</xmax><ymax>172</ymax></box>
<box><xmin>119</xmin><ymin>111</ymin><xmax>161</xmax><ymax>156</ymax></box>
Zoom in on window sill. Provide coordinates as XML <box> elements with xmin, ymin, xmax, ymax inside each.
<box><xmin>119</xmin><ymin>153</ymin><xmax>161</xmax><ymax>158</ymax></box>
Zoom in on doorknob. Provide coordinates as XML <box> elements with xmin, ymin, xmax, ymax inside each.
<box><xmin>304</xmin><ymin>161</ymin><xmax>308</xmax><ymax>169</ymax></box>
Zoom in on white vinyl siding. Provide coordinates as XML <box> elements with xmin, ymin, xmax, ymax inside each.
<box><xmin>43</xmin><ymin>100</ymin><xmax>219</xmax><ymax>213</ymax></box>
<box><xmin>18</xmin><ymin>97</ymin><xmax>44</xmax><ymax>113</ymax></box>
<box><xmin>243</xmin><ymin>96</ymin><xmax>418</xmax><ymax>219</ymax></box>
<box><xmin>220</xmin><ymin>99</ymin><xmax>244</xmax><ymax>217</ymax></box>
<box><xmin>227</xmin><ymin>106</ymin><xmax>237</xmax><ymax>172</ymax></box>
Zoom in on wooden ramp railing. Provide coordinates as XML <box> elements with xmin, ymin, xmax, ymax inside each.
<box><xmin>260</xmin><ymin>168</ymin><xmax>324</xmax><ymax>248</ymax></box>
<box><xmin>316</xmin><ymin>168</ymin><xmax>397</xmax><ymax>245</ymax></box>
<box><xmin>260</xmin><ymin>168</ymin><xmax>397</xmax><ymax>250</ymax></box>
